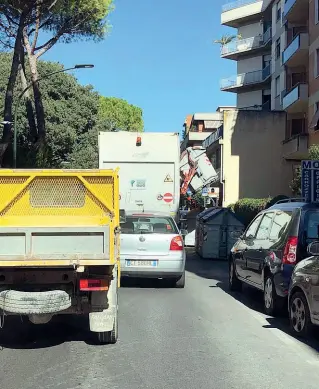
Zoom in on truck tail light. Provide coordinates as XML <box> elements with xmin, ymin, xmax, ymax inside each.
<box><xmin>79</xmin><ymin>279</ymin><xmax>108</xmax><ymax>291</ymax></box>
<box><xmin>136</xmin><ymin>136</ymin><xmax>141</xmax><ymax>146</ymax></box>
<box><xmin>283</xmin><ymin>236</ymin><xmax>298</xmax><ymax>265</ymax></box>
<box><xmin>170</xmin><ymin>236</ymin><xmax>183</xmax><ymax>251</ymax></box>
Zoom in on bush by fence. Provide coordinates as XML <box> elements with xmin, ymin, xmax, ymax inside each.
<box><xmin>228</xmin><ymin>195</ymin><xmax>289</xmax><ymax>227</ymax></box>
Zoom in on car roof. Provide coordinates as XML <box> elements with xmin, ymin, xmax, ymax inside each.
<box><xmin>267</xmin><ymin>202</ymin><xmax>319</xmax><ymax>212</ymax></box>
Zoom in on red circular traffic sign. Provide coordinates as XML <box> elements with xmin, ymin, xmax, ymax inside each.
<box><xmin>163</xmin><ymin>193</ymin><xmax>173</xmax><ymax>203</ymax></box>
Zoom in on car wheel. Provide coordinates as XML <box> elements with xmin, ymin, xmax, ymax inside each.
<box><xmin>229</xmin><ymin>259</ymin><xmax>242</xmax><ymax>292</ymax></box>
<box><xmin>175</xmin><ymin>271</ymin><xmax>185</xmax><ymax>288</ymax></box>
<box><xmin>263</xmin><ymin>275</ymin><xmax>284</xmax><ymax>316</ymax></box>
<box><xmin>289</xmin><ymin>291</ymin><xmax>312</xmax><ymax>338</ymax></box>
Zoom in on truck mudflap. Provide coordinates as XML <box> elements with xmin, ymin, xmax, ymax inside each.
<box><xmin>89</xmin><ymin>265</ymin><xmax>118</xmax><ymax>337</ymax></box>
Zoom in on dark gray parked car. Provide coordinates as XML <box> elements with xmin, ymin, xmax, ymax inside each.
<box><xmin>229</xmin><ymin>200</ymin><xmax>319</xmax><ymax>316</ymax></box>
<box><xmin>289</xmin><ymin>241</ymin><xmax>319</xmax><ymax>337</ymax></box>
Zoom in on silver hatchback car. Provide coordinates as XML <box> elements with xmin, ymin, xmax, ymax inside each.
<box><xmin>120</xmin><ymin>212</ymin><xmax>186</xmax><ymax>288</ymax></box>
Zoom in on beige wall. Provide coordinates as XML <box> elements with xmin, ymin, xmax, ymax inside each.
<box><xmin>221</xmin><ymin>110</ymin><xmax>293</xmax><ymax>206</ymax></box>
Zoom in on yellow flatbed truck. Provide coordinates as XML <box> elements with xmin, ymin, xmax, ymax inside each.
<box><xmin>0</xmin><ymin>169</ymin><xmax>121</xmax><ymax>344</ymax></box>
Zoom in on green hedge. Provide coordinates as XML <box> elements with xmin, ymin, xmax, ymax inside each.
<box><xmin>229</xmin><ymin>195</ymin><xmax>289</xmax><ymax>227</ymax></box>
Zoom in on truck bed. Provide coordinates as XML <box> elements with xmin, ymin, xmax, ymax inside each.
<box><xmin>0</xmin><ymin>226</ymin><xmax>110</xmax><ymax>266</ymax></box>
<box><xmin>0</xmin><ymin>170</ymin><xmax>119</xmax><ymax>267</ymax></box>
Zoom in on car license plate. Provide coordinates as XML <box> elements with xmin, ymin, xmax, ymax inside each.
<box><xmin>126</xmin><ymin>260</ymin><xmax>157</xmax><ymax>267</ymax></box>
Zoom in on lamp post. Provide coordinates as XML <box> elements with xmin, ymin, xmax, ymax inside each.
<box><xmin>13</xmin><ymin>64</ymin><xmax>94</xmax><ymax>168</ymax></box>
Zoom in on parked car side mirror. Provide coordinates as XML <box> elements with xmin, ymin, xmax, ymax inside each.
<box><xmin>180</xmin><ymin>229</ymin><xmax>188</xmax><ymax>236</ymax></box>
<box><xmin>307</xmin><ymin>241</ymin><xmax>319</xmax><ymax>256</ymax></box>
<box><xmin>119</xmin><ymin>209</ymin><xmax>126</xmax><ymax>224</ymax></box>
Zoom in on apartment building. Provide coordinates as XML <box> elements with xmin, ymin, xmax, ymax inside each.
<box><xmin>180</xmin><ymin>112</ymin><xmax>224</xmax><ymax>152</ymax></box>
<box><xmin>203</xmin><ymin>108</ymin><xmax>290</xmax><ymax>205</ymax></box>
<box><xmin>220</xmin><ymin>0</ymin><xmax>274</xmax><ymax>109</ymax></box>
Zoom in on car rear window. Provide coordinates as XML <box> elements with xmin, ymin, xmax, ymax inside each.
<box><xmin>121</xmin><ymin>216</ymin><xmax>178</xmax><ymax>234</ymax></box>
<box><xmin>305</xmin><ymin>211</ymin><xmax>319</xmax><ymax>239</ymax></box>
<box><xmin>269</xmin><ymin>211</ymin><xmax>292</xmax><ymax>240</ymax></box>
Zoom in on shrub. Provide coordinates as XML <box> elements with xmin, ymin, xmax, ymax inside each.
<box><xmin>227</xmin><ymin>203</ymin><xmax>235</xmax><ymax>212</ymax></box>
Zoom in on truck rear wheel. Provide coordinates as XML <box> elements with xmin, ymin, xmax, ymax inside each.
<box><xmin>97</xmin><ymin>309</ymin><xmax>118</xmax><ymax>344</ymax></box>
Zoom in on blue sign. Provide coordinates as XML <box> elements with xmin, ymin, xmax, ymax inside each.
<box><xmin>301</xmin><ymin>160</ymin><xmax>319</xmax><ymax>202</ymax></box>
<box><xmin>202</xmin><ymin>187</ymin><xmax>208</xmax><ymax>197</ymax></box>
<box><xmin>202</xmin><ymin>126</ymin><xmax>223</xmax><ymax>149</ymax></box>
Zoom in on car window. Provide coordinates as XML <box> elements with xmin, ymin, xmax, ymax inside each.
<box><xmin>244</xmin><ymin>214</ymin><xmax>263</xmax><ymax>239</ymax></box>
<box><xmin>305</xmin><ymin>211</ymin><xmax>319</xmax><ymax>239</ymax></box>
<box><xmin>255</xmin><ymin>213</ymin><xmax>274</xmax><ymax>240</ymax></box>
<box><xmin>121</xmin><ymin>216</ymin><xmax>178</xmax><ymax>234</ymax></box>
<box><xmin>269</xmin><ymin>211</ymin><xmax>292</xmax><ymax>240</ymax></box>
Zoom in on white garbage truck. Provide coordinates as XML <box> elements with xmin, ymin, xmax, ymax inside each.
<box><xmin>98</xmin><ymin>131</ymin><xmax>180</xmax><ymax>219</ymax></box>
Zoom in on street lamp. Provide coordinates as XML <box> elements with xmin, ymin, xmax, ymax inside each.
<box><xmin>13</xmin><ymin>63</ymin><xmax>94</xmax><ymax>168</ymax></box>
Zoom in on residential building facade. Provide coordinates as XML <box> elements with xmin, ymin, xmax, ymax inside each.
<box><xmin>220</xmin><ymin>0</ymin><xmax>274</xmax><ymax>110</ymax></box>
<box><xmin>180</xmin><ymin>113</ymin><xmax>224</xmax><ymax>152</ymax></box>
<box><xmin>204</xmin><ymin>109</ymin><xmax>291</xmax><ymax>206</ymax></box>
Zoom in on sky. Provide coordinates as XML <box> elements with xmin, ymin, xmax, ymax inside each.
<box><xmin>43</xmin><ymin>0</ymin><xmax>236</xmax><ymax>134</ymax></box>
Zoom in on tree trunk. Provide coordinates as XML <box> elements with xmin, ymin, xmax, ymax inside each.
<box><xmin>23</xmin><ymin>32</ymin><xmax>47</xmax><ymax>167</ymax></box>
<box><xmin>0</xmin><ymin>13</ymin><xmax>26</xmax><ymax>166</ymax></box>
<box><xmin>19</xmin><ymin>50</ymin><xmax>37</xmax><ymax>142</ymax></box>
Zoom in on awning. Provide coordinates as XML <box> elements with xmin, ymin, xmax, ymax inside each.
<box><xmin>309</xmin><ymin>109</ymin><xmax>319</xmax><ymax>129</ymax></box>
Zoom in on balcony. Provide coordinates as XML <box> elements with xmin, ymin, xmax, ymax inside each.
<box><xmin>283</xmin><ymin>134</ymin><xmax>308</xmax><ymax>160</ymax></box>
<box><xmin>180</xmin><ymin>131</ymin><xmax>215</xmax><ymax>152</ymax></box>
<box><xmin>221</xmin><ymin>0</ymin><xmax>272</xmax><ymax>27</ymax></box>
<box><xmin>221</xmin><ymin>28</ymin><xmax>272</xmax><ymax>60</ymax></box>
<box><xmin>283</xmin><ymin>0</ymin><xmax>308</xmax><ymax>24</ymax></box>
<box><xmin>220</xmin><ymin>64</ymin><xmax>271</xmax><ymax>93</ymax></box>
<box><xmin>282</xmin><ymin>83</ymin><xmax>308</xmax><ymax>113</ymax></box>
<box><xmin>282</xmin><ymin>33</ymin><xmax>308</xmax><ymax>67</ymax></box>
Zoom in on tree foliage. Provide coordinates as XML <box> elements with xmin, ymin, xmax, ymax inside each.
<box><xmin>290</xmin><ymin>145</ymin><xmax>319</xmax><ymax>195</ymax></box>
<box><xmin>99</xmin><ymin>97</ymin><xmax>144</xmax><ymax>132</ymax></box>
<box><xmin>0</xmin><ymin>0</ymin><xmax>114</xmax><ymax>166</ymax></box>
<box><xmin>0</xmin><ymin>53</ymin><xmax>144</xmax><ymax>168</ymax></box>
<box><xmin>213</xmin><ymin>34</ymin><xmax>241</xmax><ymax>46</ymax></box>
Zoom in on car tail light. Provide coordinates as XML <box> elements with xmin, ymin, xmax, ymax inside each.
<box><xmin>170</xmin><ymin>236</ymin><xmax>183</xmax><ymax>251</ymax></box>
<box><xmin>79</xmin><ymin>279</ymin><xmax>108</xmax><ymax>291</ymax></box>
<box><xmin>283</xmin><ymin>236</ymin><xmax>298</xmax><ymax>265</ymax></box>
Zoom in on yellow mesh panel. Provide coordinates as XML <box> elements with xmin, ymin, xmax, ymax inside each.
<box><xmin>85</xmin><ymin>176</ymin><xmax>114</xmax><ymax>208</ymax></box>
<box><xmin>0</xmin><ymin>175</ymin><xmax>114</xmax><ymax>219</ymax></box>
<box><xmin>0</xmin><ymin>177</ymin><xmax>28</xmax><ymax>209</ymax></box>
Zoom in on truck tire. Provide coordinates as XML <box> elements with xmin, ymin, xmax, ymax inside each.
<box><xmin>97</xmin><ymin>309</ymin><xmax>118</xmax><ymax>345</ymax></box>
<box><xmin>175</xmin><ymin>271</ymin><xmax>185</xmax><ymax>288</ymax></box>
<box><xmin>95</xmin><ymin>265</ymin><xmax>119</xmax><ymax>345</ymax></box>
<box><xmin>0</xmin><ymin>290</ymin><xmax>71</xmax><ymax>315</ymax></box>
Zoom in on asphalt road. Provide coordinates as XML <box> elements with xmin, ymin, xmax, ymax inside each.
<box><xmin>1</xmin><ymin>249</ymin><xmax>319</xmax><ymax>389</ymax></box>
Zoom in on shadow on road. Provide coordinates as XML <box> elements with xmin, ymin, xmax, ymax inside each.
<box><xmin>0</xmin><ymin>315</ymin><xmax>109</xmax><ymax>350</ymax></box>
<box><xmin>186</xmin><ymin>248</ymin><xmax>319</xmax><ymax>354</ymax></box>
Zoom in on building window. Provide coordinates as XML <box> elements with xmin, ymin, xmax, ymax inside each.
<box><xmin>316</xmin><ymin>0</ymin><xmax>319</xmax><ymax>24</ymax></box>
<box><xmin>276</xmin><ymin>38</ymin><xmax>281</xmax><ymax>59</ymax></box>
<box><xmin>276</xmin><ymin>1</ymin><xmax>281</xmax><ymax>22</ymax></box>
<box><xmin>275</xmin><ymin>76</ymin><xmax>280</xmax><ymax>97</ymax></box>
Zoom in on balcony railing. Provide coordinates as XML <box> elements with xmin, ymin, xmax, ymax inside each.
<box><xmin>282</xmin><ymin>83</ymin><xmax>308</xmax><ymax>110</ymax></box>
<box><xmin>221</xmin><ymin>27</ymin><xmax>271</xmax><ymax>57</ymax></box>
<box><xmin>222</xmin><ymin>0</ymin><xmax>259</xmax><ymax>12</ymax></box>
<box><xmin>282</xmin><ymin>33</ymin><xmax>308</xmax><ymax>65</ymax></box>
<box><xmin>283</xmin><ymin>0</ymin><xmax>297</xmax><ymax>17</ymax></box>
<box><xmin>220</xmin><ymin>64</ymin><xmax>271</xmax><ymax>90</ymax></box>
